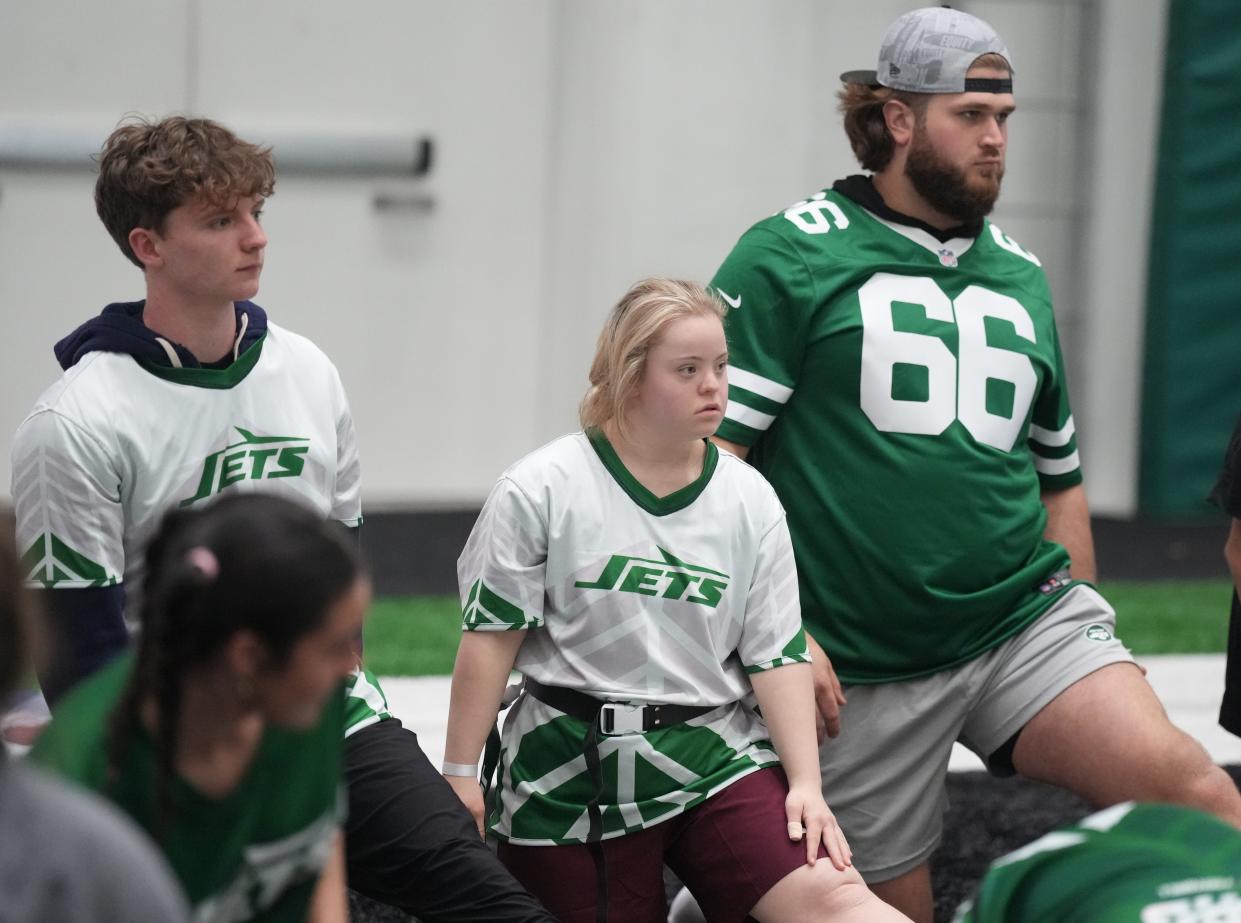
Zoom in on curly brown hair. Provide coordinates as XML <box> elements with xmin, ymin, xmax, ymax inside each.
<box><xmin>95</xmin><ymin>116</ymin><xmax>275</xmax><ymax>267</ymax></box>
<box><xmin>838</xmin><ymin>53</ymin><xmax>1011</xmax><ymax>172</ymax></box>
<box><xmin>837</xmin><ymin>83</ymin><xmax>927</xmax><ymax>173</ymax></box>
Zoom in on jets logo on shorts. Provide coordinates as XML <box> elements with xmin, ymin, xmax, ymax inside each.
<box><xmin>1084</xmin><ymin>624</ymin><xmax>1113</xmax><ymax>642</ymax></box>
<box><xmin>179</xmin><ymin>426</ymin><xmax>311</xmax><ymax>507</ymax></box>
<box><xmin>575</xmin><ymin>547</ymin><xmax>729</xmax><ymax>608</ymax></box>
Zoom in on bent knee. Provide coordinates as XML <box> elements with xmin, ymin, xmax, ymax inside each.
<box><xmin>1179</xmin><ymin>764</ymin><xmax>1241</xmax><ymax>823</ymax></box>
<box><xmin>1133</xmin><ymin>737</ymin><xmax>1241</xmax><ymax>825</ymax></box>
<box><xmin>806</xmin><ymin>864</ymin><xmax>874</xmax><ymax>914</ymax></box>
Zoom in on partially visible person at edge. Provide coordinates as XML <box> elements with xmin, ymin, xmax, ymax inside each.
<box><xmin>0</xmin><ymin>510</ymin><xmax>190</xmax><ymax>922</ymax></box>
<box><xmin>1211</xmin><ymin>411</ymin><xmax>1241</xmax><ymax>737</ymax></box>
<box><xmin>692</xmin><ymin>7</ymin><xmax>1241</xmax><ymax>922</ymax></box>
<box><xmin>443</xmin><ymin>278</ymin><xmax>912</xmax><ymax>923</ymax></box>
<box><xmin>955</xmin><ymin>802</ymin><xmax>1241</xmax><ymax>922</ymax></box>
<box><xmin>32</xmin><ymin>495</ymin><xmax>359</xmax><ymax>921</ymax></box>
<box><xmin>10</xmin><ymin>114</ymin><xmax>556</xmax><ymax>921</ymax></box>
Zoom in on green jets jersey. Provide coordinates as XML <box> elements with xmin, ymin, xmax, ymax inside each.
<box><xmin>956</xmin><ymin>802</ymin><xmax>1241</xmax><ymax>923</ymax></box>
<box><xmin>458</xmin><ymin>431</ymin><xmax>809</xmax><ymax>845</ymax></box>
<box><xmin>31</xmin><ymin>654</ymin><xmax>345</xmax><ymax>923</ymax></box>
<box><xmin>711</xmin><ymin>183</ymin><xmax>1082</xmax><ymax>683</ymax></box>
<box><xmin>11</xmin><ymin>321</ymin><xmax>389</xmax><ymax>734</ymax></box>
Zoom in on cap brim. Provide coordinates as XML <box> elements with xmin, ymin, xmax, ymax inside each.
<box><xmin>840</xmin><ymin>69</ymin><xmax>880</xmax><ymax>86</ymax></box>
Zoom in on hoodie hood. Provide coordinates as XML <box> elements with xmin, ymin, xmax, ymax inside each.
<box><xmin>54</xmin><ymin>301</ymin><xmax>269</xmax><ymax>371</ymax></box>
<box><xmin>832</xmin><ymin>174</ymin><xmax>983</xmax><ymax>244</ymax></box>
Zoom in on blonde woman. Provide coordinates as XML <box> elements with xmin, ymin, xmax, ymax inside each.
<box><xmin>444</xmin><ymin>278</ymin><xmax>909</xmax><ymax>923</ymax></box>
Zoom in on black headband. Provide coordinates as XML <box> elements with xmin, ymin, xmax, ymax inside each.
<box><xmin>963</xmin><ymin>77</ymin><xmax>1013</xmax><ymax>93</ymax></box>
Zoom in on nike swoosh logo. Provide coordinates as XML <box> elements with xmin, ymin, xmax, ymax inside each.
<box><xmin>717</xmin><ymin>289</ymin><xmax>742</xmax><ymax>309</ymax></box>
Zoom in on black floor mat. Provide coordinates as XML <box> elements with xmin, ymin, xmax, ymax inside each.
<box><xmin>347</xmin><ymin>766</ymin><xmax>1241</xmax><ymax>922</ymax></box>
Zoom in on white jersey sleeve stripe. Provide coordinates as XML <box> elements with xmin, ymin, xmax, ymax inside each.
<box><xmin>727</xmin><ymin>366</ymin><xmax>793</xmax><ymax>404</ymax></box>
<box><xmin>1029</xmin><ymin>416</ymin><xmax>1076</xmax><ymax>447</ymax></box>
<box><xmin>724</xmin><ymin>400</ymin><xmax>776</xmax><ymax>432</ymax></box>
<box><xmin>1033</xmin><ymin>450</ymin><xmax>1080</xmax><ymax>476</ymax></box>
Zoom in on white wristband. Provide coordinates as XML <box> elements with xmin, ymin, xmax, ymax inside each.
<box><xmin>441</xmin><ymin>761</ymin><xmax>478</xmax><ymax>777</ymax></box>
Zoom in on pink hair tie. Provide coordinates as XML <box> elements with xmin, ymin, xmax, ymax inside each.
<box><xmin>185</xmin><ymin>546</ymin><xmax>220</xmax><ymax>581</ymax></box>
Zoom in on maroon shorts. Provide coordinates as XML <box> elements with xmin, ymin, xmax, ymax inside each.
<box><xmin>497</xmin><ymin>766</ymin><xmax>826</xmax><ymax>923</ymax></box>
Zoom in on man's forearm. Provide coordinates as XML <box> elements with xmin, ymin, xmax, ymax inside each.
<box><xmin>1041</xmin><ymin>483</ymin><xmax>1097</xmax><ymax>582</ymax></box>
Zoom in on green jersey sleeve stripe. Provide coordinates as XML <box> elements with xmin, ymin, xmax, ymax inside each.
<box><xmin>715</xmin><ymin>416</ymin><xmax>761</xmax><ymax>447</ymax></box>
<box><xmin>725</xmin><ymin>400</ymin><xmax>776</xmax><ymax>432</ymax></box>
<box><xmin>727</xmin><ymin>366</ymin><xmax>793</xmax><ymax>404</ymax></box>
<box><xmin>1029</xmin><ymin>416</ymin><xmax>1076</xmax><ymax>447</ymax></box>
<box><xmin>343</xmin><ymin>713</ymin><xmax>383</xmax><ymax>737</ymax></box>
<box><xmin>462</xmin><ymin>578</ymin><xmax>542</xmax><ymax>629</ymax></box>
<box><xmin>1029</xmin><ymin>439</ymin><xmax>1077</xmax><ymax>461</ymax></box>
<box><xmin>744</xmin><ymin>652</ymin><xmax>812</xmax><ymax>673</ymax></box>
<box><xmin>727</xmin><ymin>385</ymin><xmax>784</xmax><ymax>418</ymax></box>
<box><xmin>1033</xmin><ymin>451</ymin><xmax>1080</xmax><ymax>475</ymax></box>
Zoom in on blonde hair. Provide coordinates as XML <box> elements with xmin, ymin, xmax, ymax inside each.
<box><xmin>837</xmin><ymin>53</ymin><xmax>1011</xmax><ymax>172</ymax></box>
<box><xmin>579</xmin><ymin>278</ymin><xmax>726</xmax><ymax>436</ymax></box>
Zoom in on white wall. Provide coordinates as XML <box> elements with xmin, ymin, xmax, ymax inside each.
<box><xmin>1075</xmin><ymin>0</ymin><xmax>1169</xmax><ymax>514</ymax></box>
<box><xmin>0</xmin><ymin>0</ymin><xmax>1164</xmax><ymax>513</ymax></box>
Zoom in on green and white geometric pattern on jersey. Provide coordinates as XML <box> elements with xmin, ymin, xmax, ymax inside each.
<box><xmin>956</xmin><ymin>802</ymin><xmax>1241</xmax><ymax>923</ymax></box>
<box><xmin>31</xmin><ymin>653</ymin><xmax>345</xmax><ymax>923</ymax></box>
<box><xmin>458</xmin><ymin>430</ymin><xmax>808</xmax><ymax>845</ymax></box>
<box><xmin>711</xmin><ymin>184</ymin><xmax>1082</xmax><ymax>684</ymax></box>
<box><xmin>10</xmin><ymin>323</ymin><xmax>388</xmax><ymax>736</ymax></box>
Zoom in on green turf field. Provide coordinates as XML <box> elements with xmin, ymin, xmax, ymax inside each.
<box><xmin>362</xmin><ymin>579</ymin><xmax>1236</xmax><ymax>676</ymax></box>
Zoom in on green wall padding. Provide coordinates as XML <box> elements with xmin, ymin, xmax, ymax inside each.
<box><xmin>1141</xmin><ymin>0</ymin><xmax>1241</xmax><ymax>517</ymax></box>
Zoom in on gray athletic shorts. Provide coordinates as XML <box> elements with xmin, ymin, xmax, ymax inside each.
<box><xmin>818</xmin><ymin>584</ymin><xmax>1136</xmax><ymax>882</ymax></box>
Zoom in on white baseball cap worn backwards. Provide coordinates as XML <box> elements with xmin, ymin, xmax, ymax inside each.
<box><xmin>840</xmin><ymin>5</ymin><xmax>1014</xmax><ymax>95</ymax></box>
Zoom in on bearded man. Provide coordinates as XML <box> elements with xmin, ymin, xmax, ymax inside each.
<box><xmin>706</xmin><ymin>7</ymin><xmax>1241</xmax><ymax>921</ymax></box>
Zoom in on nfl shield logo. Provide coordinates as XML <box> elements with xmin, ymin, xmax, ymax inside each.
<box><xmin>937</xmin><ymin>248</ymin><xmax>958</xmax><ymax>268</ymax></box>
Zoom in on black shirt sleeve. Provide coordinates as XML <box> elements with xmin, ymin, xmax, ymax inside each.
<box><xmin>1209</xmin><ymin>412</ymin><xmax>1241</xmax><ymax>518</ymax></box>
<box><xmin>34</xmin><ymin>585</ymin><xmax>128</xmax><ymax>707</ymax></box>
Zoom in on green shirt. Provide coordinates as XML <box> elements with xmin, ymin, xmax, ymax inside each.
<box><xmin>956</xmin><ymin>802</ymin><xmax>1241</xmax><ymax>922</ymax></box>
<box><xmin>711</xmin><ymin>181</ymin><xmax>1082</xmax><ymax>682</ymax></box>
<box><xmin>32</xmin><ymin>654</ymin><xmax>345</xmax><ymax>923</ymax></box>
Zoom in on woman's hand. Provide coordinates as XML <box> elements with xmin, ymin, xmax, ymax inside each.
<box><xmin>445</xmin><ymin>773</ymin><xmax>488</xmax><ymax>838</ymax></box>
<box><xmin>784</xmin><ymin>782</ymin><xmax>851</xmax><ymax>871</ymax></box>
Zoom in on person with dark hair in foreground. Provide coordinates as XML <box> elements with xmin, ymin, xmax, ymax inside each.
<box><xmin>32</xmin><ymin>495</ymin><xmax>359</xmax><ymax>921</ymax></box>
<box><xmin>0</xmin><ymin>512</ymin><xmax>190</xmax><ymax>922</ymax></box>
<box><xmin>11</xmin><ymin>114</ymin><xmax>555</xmax><ymax>921</ymax></box>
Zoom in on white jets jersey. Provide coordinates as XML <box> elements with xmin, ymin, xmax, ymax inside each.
<box><xmin>13</xmin><ymin>322</ymin><xmax>360</xmax><ymax>595</ymax></box>
<box><xmin>458</xmin><ymin>430</ymin><xmax>808</xmax><ymax>844</ymax></box>
<box><xmin>11</xmin><ymin>322</ymin><xmax>386</xmax><ymax>734</ymax></box>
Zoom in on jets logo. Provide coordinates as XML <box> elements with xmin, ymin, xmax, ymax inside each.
<box><xmin>1084</xmin><ymin>624</ymin><xmax>1113</xmax><ymax>642</ymax></box>
<box><xmin>179</xmin><ymin>427</ymin><xmax>311</xmax><ymax>507</ymax></box>
<box><xmin>574</xmin><ymin>547</ymin><xmax>729</xmax><ymax>608</ymax></box>
<box><xmin>1141</xmin><ymin>891</ymin><xmax>1241</xmax><ymax>922</ymax></box>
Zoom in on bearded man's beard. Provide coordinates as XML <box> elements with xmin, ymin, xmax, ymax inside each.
<box><xmin>905</xmin><ymin>128</ymin><xmax>1003</xmax><ymax>224</ymax></box>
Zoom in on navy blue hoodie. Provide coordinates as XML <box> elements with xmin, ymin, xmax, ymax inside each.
<box><xmin>54</xmin><ymin>300</ymin><xmax>268</xmax><ymax>370</ymax></box>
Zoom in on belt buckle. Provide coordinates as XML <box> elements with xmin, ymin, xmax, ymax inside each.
<box><xmin>600</xmin><ymin>702</ymin><xmax>645</xmax><ymax>735</ymax></box>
